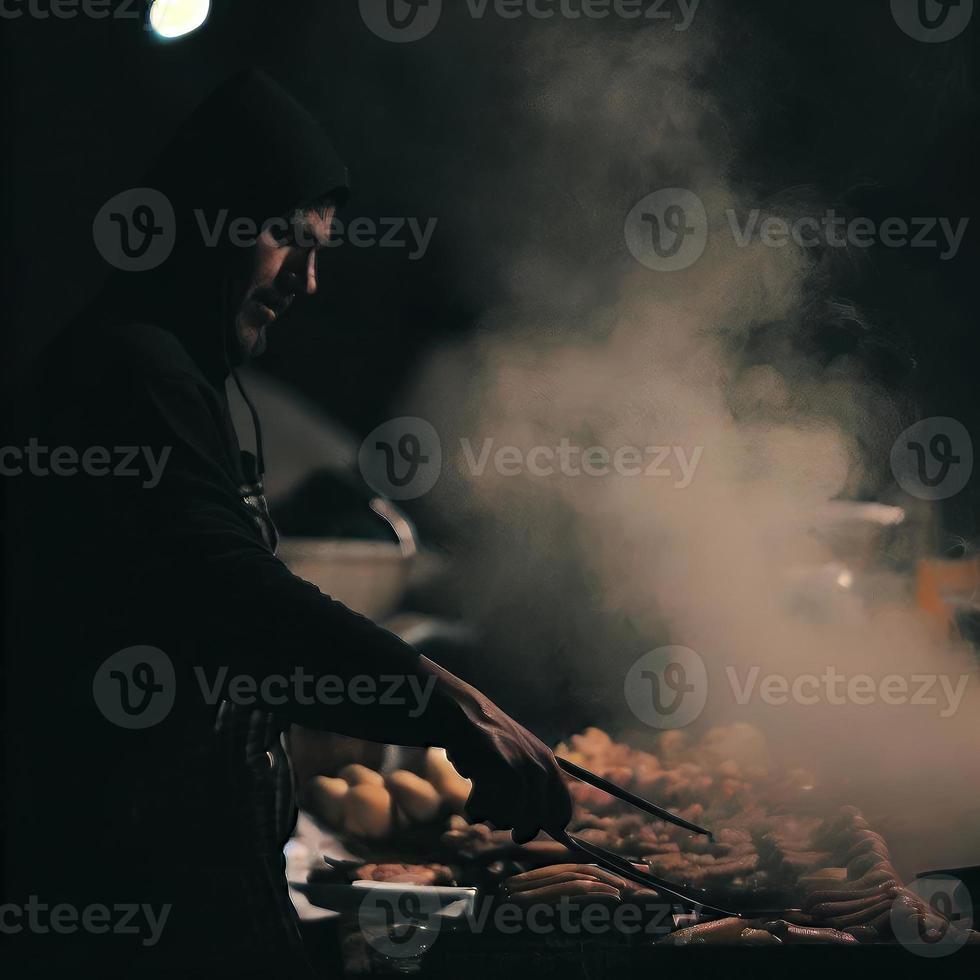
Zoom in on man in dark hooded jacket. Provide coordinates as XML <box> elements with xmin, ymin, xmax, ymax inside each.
<box><xmin>4</xmin><ymin>71</ymin><xmax>571</xmax><ymax>979</ymax></box>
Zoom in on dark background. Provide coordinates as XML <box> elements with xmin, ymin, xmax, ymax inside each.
<box><xmin>1</xmin><ymin>0</ymin><xmax>978</xmax><ymax>902</ymax></box>
<box><xmin>2</xmin><ymin>0</ymin><xmax>977</xmax><ymax>537</ymax></box>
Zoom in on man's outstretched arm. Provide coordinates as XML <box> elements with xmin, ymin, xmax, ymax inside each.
<box><xmin>108</xmin><ymin>361</ymin><xmax>571</xmax><ymax>842</ymax></box>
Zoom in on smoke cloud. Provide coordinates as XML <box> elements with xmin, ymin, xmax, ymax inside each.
<box><xmin>405</xmin><ymin>19</ymin><xmax>980</xmax><ymax>876</ymax></box>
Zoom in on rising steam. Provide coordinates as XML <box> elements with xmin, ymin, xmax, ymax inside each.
<box><xmin>405</xmin><ymin>20</ymin><xmax>979</xmax><ymax>875</ymax></box>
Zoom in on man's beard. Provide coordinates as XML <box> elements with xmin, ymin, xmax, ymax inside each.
<box><xmin>248</xmin><ymin>320</ymin><xmax>269</xmax><ymax>358</ymax></box>
<box><xmin>232</xmin><ymin>313</ymin><xmax>268</xmax><ymax>362</ymax></box>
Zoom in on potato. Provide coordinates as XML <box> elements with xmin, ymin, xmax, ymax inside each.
<box><xmin>337</xmin><ymin>764</ymin><xmax>384</xmax><ymax>787</ymax></box>
<box><xmin>424</xmin><ymin>748</ymin><xmax>472</xmax><ymax>815</ymax></box>
<box><xmin>344</xmin><ymin>783</ymin><xmax>393</xmax><ymax>839</ymax></box>
<box><xmin>385</xmin><ymin>770</ymin><xmax>443</xmax><ymax>823</ymax></box>
<box><xmin>305</xmin><ymin>776</ymin><xmax>349</xmax><ymax>828</ymax></box>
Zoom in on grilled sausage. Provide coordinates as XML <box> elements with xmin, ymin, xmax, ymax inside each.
<box><xmin>738</xmin><ymin>927</ymin><xmax>782</xmax><ymax>945</ymax></box>
<box><xmin>846</xmin><ymin>851</ymin><xmax>890</xmax><ymax>879</ymax></box>
<box><xmin>658</xmin><ymin>917</ymin><xmax>748</xmax><ymax>945</ymax></box>
<box><xmin>504</xmin><ymin>864</ymin><xmax>628</xmax><ymax>893</ymax></box>
<box><xmin>809</xmin><ymin>888</ymin><xmax>898</xmax><ymax>920</ymax></box>
<box><xmin>506</xmin><ymin>880</ymin><xmax>623</xmax><ymax>907</ymax></box>
<box><xmin>802</xmin><ymin>883</ymin><xmax>896</xmax><ymax>911</ymax></box>
<box><xmin>824</xmin><ymin>898</ymin><xmax>893</xmax><ymax>929</ymax></box>
<box><xmin>763</xmin><ymin>921</ymin><xmax>857</xmax><ymax>944</ymax></box>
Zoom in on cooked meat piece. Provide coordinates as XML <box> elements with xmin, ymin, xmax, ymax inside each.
<box><xmin>692</xmin><ymin>854</ymin><xmax>760</xmax><ymax>880</ymax></box>
<box><xmin>658</xmin><ymin>917</ymin><xmax>749</xmax><ymax>945</ymax></box>
<box><xmin>354</xmin><ymin>863</ymin><xmax>454</xmax><ymax>886</ymax></box>
<box><xmin>802</xmin><ymin>882</ymin><xmax>897</xmax><ymax>910</ymax></box>
<box><xmin>840</xmin><ymin>837</ymin><xmax>891</xmax><ymax>866</ymax></box>
<box><xmin>503</xmin><ymin>863</ymin><xmax>630</xmax><ymax>895</ymax></box>
<box><xmin>808</xmin><ymin>888</ymin><xmax>899</xmax><ymax>920</ymax></box>
<box><xmin>738</xmin><ymin>927</ymin><xmax>782</xmax><ymax>945</ymax></box>
<box><xmin>764</xmin><ymin>921</ymin><xmax>857</xmax><ymax>944</ymax></box>
<box><xmin>846</xmin><ymin>851</ymin><xmax>891</xmax><ymax>879</ymax></box>
<box><xmin>824</xmin><ymin>898</ymin><xmax>893</xmax><ymax>929</ymax></box>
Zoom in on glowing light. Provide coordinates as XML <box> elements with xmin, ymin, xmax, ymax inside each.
<box><xmin>148</xmin><ymin>0</ymin><xmax>211</xmax><ymax>39</ymax></box>
<box><xmin>836</xmin><ymin>569</ymin><xmax>854</xmax><ymax>589</ymax></box>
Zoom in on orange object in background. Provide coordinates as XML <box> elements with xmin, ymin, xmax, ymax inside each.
<box><xmin>916</xmin><ymin>556</ymin><xmax>980</xmax><ymax>630</ymax></box>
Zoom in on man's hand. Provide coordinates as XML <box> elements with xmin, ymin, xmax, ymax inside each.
<box><xmin>419</xmin><ymin>657</ymin><xmax>573</xmax><ymax>845</ymax></box>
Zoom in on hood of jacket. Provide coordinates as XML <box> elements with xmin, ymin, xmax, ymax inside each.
<box><xmin>95</xmin><ymin>68</ymin><xmax>350</xmax><ymax>386</ymax></box>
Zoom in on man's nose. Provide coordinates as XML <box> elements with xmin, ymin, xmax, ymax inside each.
<box><xmin>303</xmin><ymin>248</ymin><xmax>318</xmax><ymax>295</ymax></box>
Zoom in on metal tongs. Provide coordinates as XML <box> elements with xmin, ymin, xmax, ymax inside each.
<box><xmin>551</xmin><ymin>757</ymin><xmax>738</xmax><ymax>918</ymax></box>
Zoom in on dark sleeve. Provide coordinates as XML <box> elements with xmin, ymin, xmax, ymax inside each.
<box><xmin>107</xmin><ymin>359</ymin><xmax>463</xmax><ymax>747</ymax></box>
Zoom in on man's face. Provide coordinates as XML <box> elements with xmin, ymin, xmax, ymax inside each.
<box><xmin>234</xmin><ymin>205</ymin><xmax>337</xmax><ymax>358</ymax></box>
